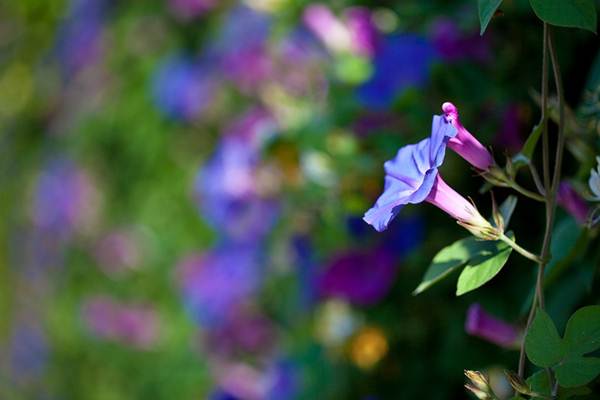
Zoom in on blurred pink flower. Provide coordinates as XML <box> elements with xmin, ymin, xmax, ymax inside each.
<box><xmin>82</xmin><ymin>296</ymin><xmax>159</xmax><ymax>350</ymax></box>
<box><xmin>465</xmin><ymin>304</ymin><xmax>520</xmax><ymax>349</ymax></box>
<box><xmin>94</xmin><ymin>229</ymin><xmax>141</xmax><ymax>277</ymax></box>
<box><xmin>557</xmin><ymin>181</ymin><xmax>589</xmax><ymax>225</ymax></box>
<box><xmin>344</xmin><ymin>7</ymin><xmax>380</xmax><ymax>57</ymax></box>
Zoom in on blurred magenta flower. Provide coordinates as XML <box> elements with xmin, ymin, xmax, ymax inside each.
<box><xmin>357</xmin><ymin>34</ymin><xmax>436</xmax><ymax>108</ymax></box>
<box><xmin>214</xmin><ymin>6</ymin><xmax>273</xmax><ymax>92</ymax></box>
<box><xmin>318</xmin><ymin>249</ymin><xmax>396</xmax><ymax>305</ymax></box>
<box><xmin>82</xmin><ymin>296</ymin><xmax>159</xmax><ymax>350</ymax></box>
<box><xmin>494</xmin><ymin>104</ymin><xmax>523</xmax><ymax>153</ymax></box>
<box><xmin>431</xmin><ymin>18</ymin><xmax>490</xmax><ymax>63</ymax></box>
<box><xmin>465</xmin><ymin>304</ymin><xmax>520</xmax><ymax>349</ymax></box>
<box><xmin>364</xmin><ymin>114</ymin><xmax>490</xmax><ymax>233</ymax></box>
<box><xmin>442</xmin><ymin>102</ymin><xmax>495</xmax><ymax>171</ymax></box>
<box><xmin>152</xmin><ymin>55</ymin><xmax>217</xmax><ymax>121</ymax></box>
<box><xmin>557</xmin><ymin>182</ymin><xmax>590</xmax><ymax>225</ymax></box>
<box><xmin>54</xmin><ymin>0</ymin><xmax>107</xmax><ymax>76</ymax></box>
<box><xmin>176</xmin><ymin>246</ymin><xmax>261</xmax><ymax>327</ymax></box>
<box><xmin>344</xmin><ymin>7</ymin><xmax>380</xmax><ymax>57</ymax></box>
<box><xmin>168</xmin><ymin>0</ymin><xmax>217</xmax><ymax>20</ymax></box>
<box><xmin>204</xmin><ymin>310</ymin><xmax>276</xmax><ymax>357</ymax></box>
<box><xmin>303</xmin><ymin>4</ymin><xmax>351</xmax><ymax>53</ymax></box>
<box><xmin>31</xmin><ymin>158</ymin><xmax>99</xmax><ymax>240</ymax></box>
<box><xmin>93</xmin><ymin>229</ymin><xmax>141</xmax><ymax>277</ymax></box>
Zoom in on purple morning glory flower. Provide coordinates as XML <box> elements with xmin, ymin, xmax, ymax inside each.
<box><xmin>151</xmin><ymin>55</ymin><xmax>217</xmax><ymax>121</ymax></box>
<box><xmin>465</xmin><ymin>303</ymin><xmax>520</xmax><ymax>349</ymax></box>
<box><xmin>442</xmin><ymin>102</ymin><xmax>495</xmax><ymax>171</ymax></box>
<box><xmin>357</xmin><ymin>34</ymin><xmax>436</xmax><ymax>109</ymax></box>
<box><xmin>176</xmin><ymin>245</ymin><xmax>261</xmax><ymax>327</ymax></box>
<box><xmin>364</xmin><ymin>108</ymin><xmax>494</xmax><ymax>233</ymax></box>
<box><xmin>557</xmin><ymin>181</ymin><xmax>590</xmax><ymax>225</ymax></box>
<box><xmin>317</xmin><ymin>249</ymin><xmax>397</xmax><ymax>306</ymax></box>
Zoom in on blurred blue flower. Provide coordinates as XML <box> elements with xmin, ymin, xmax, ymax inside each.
<box><xmin>7</xmin><ymin>319</ymin><xmax>48</xmax><ymax>385</ymax></box>
<box><xmin>317</xmin><ymin>248</ymin><xmax>397</xmax><ymax>306</ymax></box>
<box><xmin>267</xmin><ymin>360</ymin><xmax>299</xmax><ymax>400</ymax></box>
<box><xmin>151</xmin><ymin>55</ymin><xmax>217</xmax><ymax>121</ymax></box>
<box><xmin>177</xmin><ymin>245</ymin><xmax>261</xmax><ymax>327</ymax></box>
<box><xmin>381</xmin><ymin>214</ymin><xmax>425</xmax><ymax>257</ymax></box>
<box><xmin>195</xmin><ymin>109</ymin><xmax>278</xmax><ymax>242</ymax></box>
<box><xmin>357</xmin><ymin>34</ymin><xmax>436</xmax><ymax>109</ymax></box>
<box><xmin>54</xmin><ymin>0</ymin><xmax>107</xmax><ymax>76</ymax></box>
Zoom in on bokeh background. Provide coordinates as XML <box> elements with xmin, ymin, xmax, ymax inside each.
<box><xmin>1</xmin><ymin>0</ymin><xmax>599</xmax><ymax>399</ymax></box>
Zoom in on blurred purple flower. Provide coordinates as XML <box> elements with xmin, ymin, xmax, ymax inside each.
<box><xmin>195</xmin><ymin>109</ymin><xmax>278</xmax><ymax>241</ymax></box>
<box><xmin>6</xmin><ymin>319</ymin><xmax>48</xmax><ymax>384</ymax></box>
<box><xmin>93</xmin><ymin>229</ymin><xmax>141</xmax><ymax>277</ymax></box>
<box><xmin>214</xmin><ymin>6</ymin><xmax>272</xmax><ymax>91</ymax></box>
<box><xmin>168</xmin><ymin>0</ymin><xmax>217</xmax><ymax>20</ymax></box>
<box><xmin>431</xmin><ymin>18</ymin><xmax>490</xmax><ymax>63</ymax></box>
<box><xmin>494</xmin><ymin>104</ymin><xmax>523</xmax><ymax>154</ymax></box>
<box><xmin>54</xmin><ymin>0</ymin><xmax>107</xmax><ymax>76</ymax></box>
<box><xmin>204</xmin><ymin>310</ymin><xmax>276</xmax><ymax>357</ymax></box>
<box><xmin>318</xmin><ymin>249</ymin><xmax>396</xmax><ymax>306</ymax></box>
<box><xmin>357</xmin><ymin>34</ymin><xmax>436</xmax><ymax>109</ymax></box>
<box><xmin>344</xmin><ymin>7</ymin><xmax>380</xmax><ymax>57</ymax></box>
<box><xmin>209</xmin><ymin>389</ymin><xmax>240</xmax><ymax>400</ymax></box>
<box><xmin>31</xmin><ymin>158</ymin><xmax>98</xmax><ymax>240</ymax></box>
<box><xmin>177</xmin><ymin>246</ymin><xmax>261</xmax><ymax>327</ymax></box>
<box><xmin>152</xmin><ymin>55</ymin><xmax>217</xmax><ymax>121</ymax></box>
<box><xmin>82</xmin><ymin>296</ymin><xmax>159</xmax><ymax>349</ymax></box>
<box><xmin>465</xmin><ymin>304</ymin><xmax>520</xmax><ymax>348</ymax></box>
<box><xmin>267</xmin><ymin>360</ymin><xmax>299</xmax><ymax>400</ymax></box>
<box><xmin>557</xmin><ymin>182</ymin><xmax>589</xmax><ymax>225</ymax></box>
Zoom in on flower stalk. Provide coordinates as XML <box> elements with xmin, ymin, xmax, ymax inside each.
<box><xmin>499</xmin><ymin>234</ymin><xmax>543</xmax><ymax>264</ymax></box>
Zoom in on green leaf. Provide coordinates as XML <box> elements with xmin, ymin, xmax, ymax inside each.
<box><xmin>563</xmin><ymin>305</ymin><xmax>600</xmax><ymax>356</ymax></box>
<box><xmin>545</xmin><ymin>217</ymin><xmax>583</xmax><ymax>282</ymax></box>
<box><xmin>554</xmin><ymin>357</ymin><xmax>600</xmax><ymax>387</ymax></box>
<box><xmin>526</xmin><ymin>370</ymin><xmax>551</xmax><ymax>396</ymax></box>
<box><xmin>525</xmin><ymin>309</ymin><xmax>564</xmax><ymax>367</ymax></box>
<box><xmin>529</xmin><ymin>0</ymin><xmax>597</xmax><ymax>33</ymax></box>
<box><xmin>455</xmin><ymin>234</ymin><xmax>513</xmax><ymax>296</ymax></box>
<box><xmin>413</xmin><ymin>237</ymin><xmax>479</xmax><ymax>294</ymax></box>
<box><xmin>513</xmin><ymin>121</ymin><xmax>546</xmax><ymax>168</ymax></box>
<box><xmin>558</xmin><ymin>385</ymin><xmax>592</xmax><ymax>399</ymax></box>
<box><xmin>478</xmin><ymin>0</ymin><xmax>503</xmax><ymax>35</ymax></box>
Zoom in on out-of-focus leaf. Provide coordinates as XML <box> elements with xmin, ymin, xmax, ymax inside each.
<box><xmin>525</xmin><ymin>309</ymin><xmax>564</xmax><ymax>367</ymax></box>
<box><xmin>499</xmin><ymin>195</ymin><xmax>518</xmax><ymax>229</ymax></box>
<box><xmin>529</xmin><ymin>0</ymin><xmax>597</xmax><ymax>33</ymax></box>
<box><xmin>554</xmin><ymin>357</ymin><xmax>600</xmax><ymax>388</ymax></box>
<box><xmin>455</xmin><ymin>233</ymin><xmax>513</xmax><ymax>296</ymax></box>
<box><xmin>478</xmin><ymin>0</ymin><xmax>503</xmax><ymax>35</ymax></box>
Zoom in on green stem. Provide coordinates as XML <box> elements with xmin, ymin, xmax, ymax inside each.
<box><xmin>518</xmin><ymin>22</ymin><xmax>550</xmax><ymax>380</ymax></box>
<box><xmin>499</xmin><ymin>234</ymin><xmax>543</xmax><ymax>263</ymax></box>
<box><xmin>507</xmin><ymin>180</ymin><xmax>545</xmax><ymax>202</ymax></box>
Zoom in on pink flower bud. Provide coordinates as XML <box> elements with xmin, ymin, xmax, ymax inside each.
<box><xmin>442</xmin><ymin>102</ymin><xmax>495</xmax><ymax>171</ymax></box>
